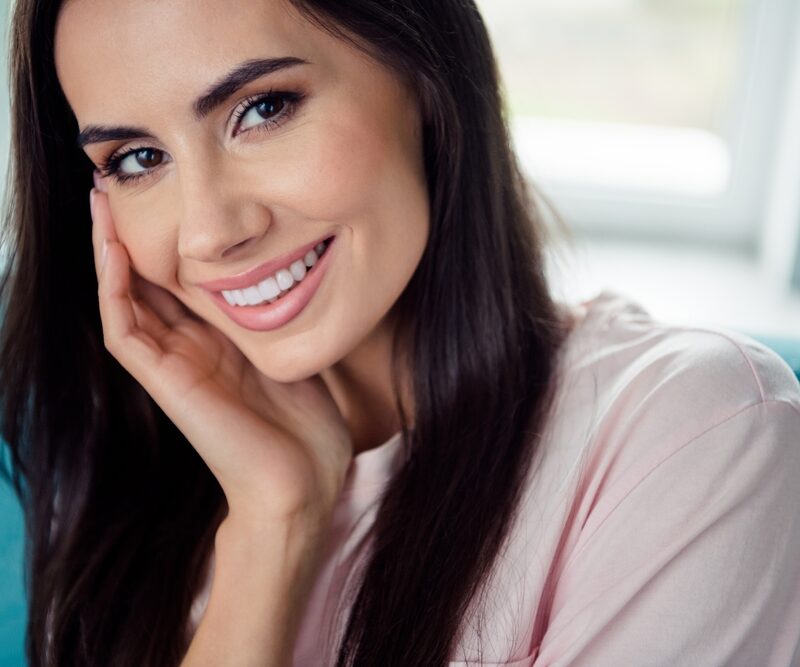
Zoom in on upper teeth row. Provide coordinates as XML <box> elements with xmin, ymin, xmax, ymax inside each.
<box><xmin>221</xmin><ymin>242</ymin><xmax>327</xmax><ymax>307</ymax></box>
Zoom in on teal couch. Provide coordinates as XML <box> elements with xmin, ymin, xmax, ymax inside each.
<box><xmin>0</xmin><ymin>337</ymin><xmax>798</xmax><ymax>666</ymax></box>
<box><xmin>752</xmin><ymin>335</ymin><xmax>800</xmax><ymax>380</ymax></box>
<box><xmin>0</xmin><ymin>471</ymin><xmax>23</xmax><ymax>667</ymax></box>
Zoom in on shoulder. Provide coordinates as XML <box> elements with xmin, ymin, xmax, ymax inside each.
<box><xmin>562</xmin><ymin>290</ymin><xmax>800</xmax><ymax>444</ymax></box>
<box><xmin>532</xmin><ymin>294</ymin><xmax>800</xmax><ymax>666</ymax></box>
<box><xmin>549</xmin><ymin>290</ymin><xmax>800</xmax><ymax>515</ymax></box>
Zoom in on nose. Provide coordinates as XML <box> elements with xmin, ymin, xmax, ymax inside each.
<box><xmin>176</xmin><ymin>161</ymin><xmax>271</xmax><ymax>262</ymax></box>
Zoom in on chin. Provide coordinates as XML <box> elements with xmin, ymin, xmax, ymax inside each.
<box><xmin>246</xmin><ymin>346</ymin><xmax>331</xmax><ymax>384</ymax></box>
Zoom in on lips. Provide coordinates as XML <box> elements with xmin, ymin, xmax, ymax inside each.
<box><xmin>197</xmin><ymin>233</ymin><xmax>335</xmax><ymax>293</ymax></box>
<box><xmin>207</xmin><ymin>234</ymin><xmax>337</xmax><ymax>332</ymax></box>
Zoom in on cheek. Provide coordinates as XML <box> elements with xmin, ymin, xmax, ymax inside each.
<box><xmin>289</xmin><ymin>106</ymin><xmax>429</xmax><ymax>259</ymax></box>
<box><xmin>274</xmin><ymin>114</ymin><xmax>398</xmax><ymax>221</ymax></box>
<box><xmin>108</xmin><ymin>199</ymin><xmax>177</xmax><ymax>287</ymax></box>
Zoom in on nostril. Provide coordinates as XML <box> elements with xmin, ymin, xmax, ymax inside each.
<box><xmin>222</xmin><ymin>237</ymin><xmax>253</xmax><ymax>258</ymax></box>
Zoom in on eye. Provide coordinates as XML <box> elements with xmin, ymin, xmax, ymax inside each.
<box><xmin>97</xmin><ymin>145</ymin><xmax>170</xmax><ymax>187</ymax></box>
<box><xmin>237</xmin><ymin>95</ymin><xmax>288</xmax><ymax>132</ymax></box>
<box><xmin>230</xmin><ymin>89</ymin><xmax>304</xmax><ymax>136</ymax></box>
<box><xmin>97</xmin><ymin>90</ymin><xmax>305</xmax><ymax>187</ymax></box>
<box><xmin>118</xmin><ymin>148</ymin><xmax>164</xmax><ymax>176</ymax></box>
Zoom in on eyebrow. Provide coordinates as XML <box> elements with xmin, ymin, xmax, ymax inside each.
<box><xmin>76</xmin><ymin>56</ymin><xmax>310</xmax><ymax>149</ymax></box>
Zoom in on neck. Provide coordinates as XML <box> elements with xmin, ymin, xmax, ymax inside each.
<box><xmin>319</xmin><ymin>314</ymin><xmax>413</xmax><ymax>457</ymax></box>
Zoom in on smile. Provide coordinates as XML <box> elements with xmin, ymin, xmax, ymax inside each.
<box><xmin>221</xmin><ymin>238</ymin><xmax>333</xmax><ymax>307</ymax></box>
<box><xmin>205</xmin><ymin>236</ymin><xmax>337</xmax><ymax>333</ymax></box>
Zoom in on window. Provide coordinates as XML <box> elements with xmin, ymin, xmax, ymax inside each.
<box><xmin>478</xmin><ymin>0</ymin><xmax>800</xmax><ymax>247</ymax></box>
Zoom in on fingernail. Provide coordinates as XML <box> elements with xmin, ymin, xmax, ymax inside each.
<box><xmin>93</xmin><ymin>170</ymin><xmax>102</xmax><ymax>191</ymax></box>
<box><xmin>101</xmin><ymin>239</ymin><xmax>108</xmax><ymax>270</ymax></box>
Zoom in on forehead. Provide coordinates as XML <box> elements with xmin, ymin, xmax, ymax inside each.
<box><xmin>54</xmin><ymin>0</ymin><xmax>338</xmax><ymax>122</ymax></box>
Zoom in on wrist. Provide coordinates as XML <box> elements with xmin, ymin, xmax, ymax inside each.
<box><xmin>184</xmin><ymin>515</ymin><xmax>326</xmax><ymax>666</ymax></box>
<box><xmin>216</xmin><ymin>505</ymin><xmax>330</xmax><ymax>561</ymax></box>
<box><xmin>213</xmin><ymin>509</ymin><xmax>330</xmax><ymax>617</ymax></box>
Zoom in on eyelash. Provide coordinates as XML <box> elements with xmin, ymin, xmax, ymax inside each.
<box><xmin>97</xmin><ymin>89</ymin><xmax>305</xmax><ymax>186</ymax></box>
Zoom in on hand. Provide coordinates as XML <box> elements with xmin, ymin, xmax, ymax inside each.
<box><xmin>89</xmin><ymin>181</ymin><xmax>354</xmax><ymax>532</ymax></box>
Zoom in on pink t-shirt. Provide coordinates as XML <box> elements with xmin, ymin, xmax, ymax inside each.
<box><xmin>186</xmin><ymin>290</ymin><xmax>800</xmax><ymax>666</ymax></box>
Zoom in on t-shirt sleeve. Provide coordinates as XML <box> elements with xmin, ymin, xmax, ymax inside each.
<box><xmin>533</xmin><ymin>345</ymin><xmax>800</xmax><ymax>666</ymax></box>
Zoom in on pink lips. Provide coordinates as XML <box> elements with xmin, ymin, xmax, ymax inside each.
<box><xmin>197</xmin><ymin>234</ymin><xmax>334</xmax><ymax>292</ymax></box>
<box><xmin>205</xmin><ymin>235</ymin><xmax>337</xmax><ymax>332</ymax></box>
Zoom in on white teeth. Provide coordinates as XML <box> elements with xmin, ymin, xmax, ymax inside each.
<box><xmin>220</xmin><ymin>238</ymin><xmax>331</xmax><ymax>307</ymax></box>
<box><xmin>275</xmin><ymin>268</ymin><xmax>294</xmax><ymax>291</ymax></box>
<box><xmin>243</xmin><ymin>286</ymin><xmax>262</xmax><ymax>305</ymax></box>
<box><xmin>257</xmin><ymin>276</ymin><xmax>280</xmax><ymax>300</ymax></box>
<box><xmin>290</xmin><ymin>260</ymin><xmax>307</xmax><ymax>282</ymax></box>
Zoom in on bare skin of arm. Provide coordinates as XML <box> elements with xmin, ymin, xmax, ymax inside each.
<box><xmin>181</xmin><ymin>514</ymin><xmax>328</xmax><ymax>666</ymax></box>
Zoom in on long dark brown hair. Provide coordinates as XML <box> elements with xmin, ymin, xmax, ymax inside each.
<box><xmin>1</xmin><ymin>0</ymin><xmax>573</xmax><ymax>664</ymax></box>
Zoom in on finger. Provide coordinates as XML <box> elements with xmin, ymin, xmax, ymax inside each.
<box><xmin>89</xmin><ymin>189</ymin><xmax>172</xmax><ymax>369</ymax></box>
<box><xmin>98</xmin><ymin>233</ymin><xmax>163</xmax><ymax>372</ymax></box>
<box><xmin>87</xmin><ymin>192</ymin><xmax>192</xmax><ymax>330</ymax></box>
<box><xmin>89</xmin><ymin>187</ymin><xmax>119</xmax><ymax>283</ymax></box>
<box><xmin>89</xmin><ymin>189</ymin><xmax>102</xmax><ymax>283</ymax></box>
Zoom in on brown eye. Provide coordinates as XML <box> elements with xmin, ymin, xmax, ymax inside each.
<box><xmin>133</xmin><ymin>148</ymin><xmax>163</xmax><ymax>169</ymax></box>
<box><xmin>237</xmin><ymin>93</ymin><xmax>295</xmax><ymax>132</ymax></box>
<box><xmin>255</xmin><ymin>97</ymin><xmax>285</xmax><ymax>118</ymax></box>
<box><xmin>99</xmin><ymin>143</ymin><xmax>174</xmax><ymax>186</ymax></box>
<box><xmin>113</xmin><ymin>147</ymin><xmax>165</xmax><ymax>178</ymax></box>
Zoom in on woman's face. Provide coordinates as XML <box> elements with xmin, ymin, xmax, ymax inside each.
<box><xmin>54</xmin><ymin>0</ymin><xmax>429</xmax><ymax>382</ymax></box>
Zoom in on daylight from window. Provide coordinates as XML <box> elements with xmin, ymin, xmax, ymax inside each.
<box><xmin>477</xmin><ymin>0</ymin><xmax>743</xmax><ymax>196</ymax></box>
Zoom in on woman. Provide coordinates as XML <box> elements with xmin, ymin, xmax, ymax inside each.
<box><xmin>2</xmin><ymin>0</ymin><xmax>799</xmax><ymax>665</ymax></box>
